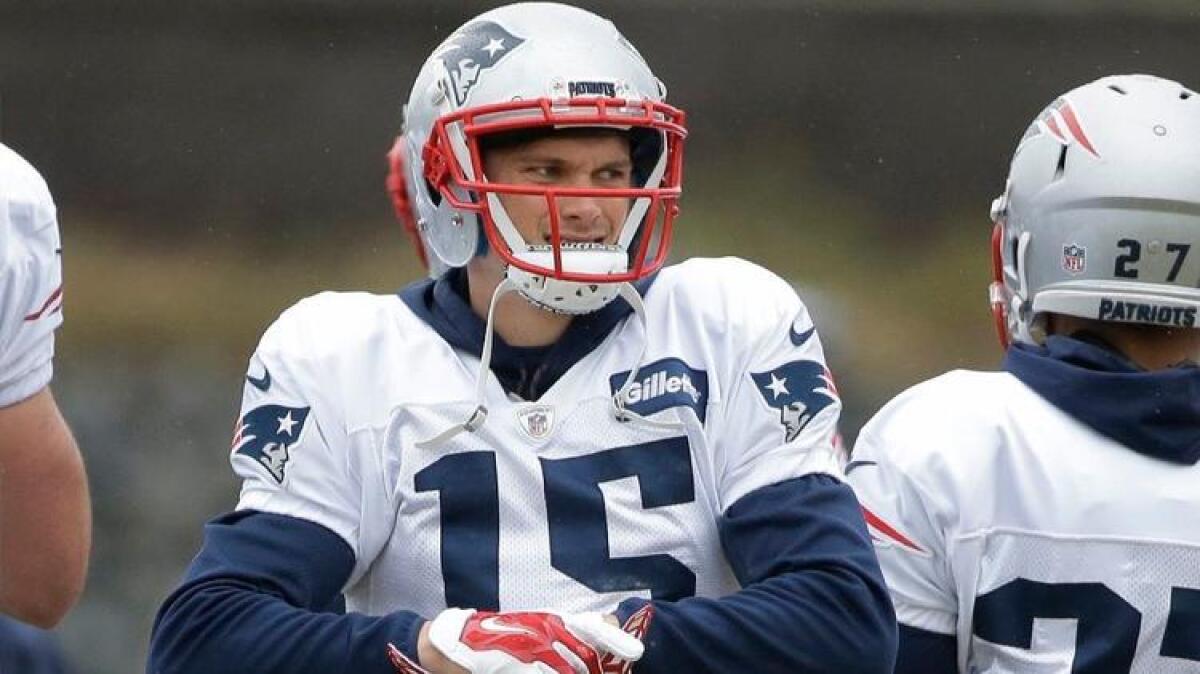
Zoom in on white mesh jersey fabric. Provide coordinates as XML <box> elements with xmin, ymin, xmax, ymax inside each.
<box><xmin>231</xmin><ymin>256</ymin><xmax>843</xmax><ymax>618</ymax></box>
<box><xmin>848</xmin><ymin>370</ymin><xmax>1200</xmax><ymax>673</ymax></box>
<box><xmin>0</xmin><ymin>143</ymin><xmax>63</xmax><ymax>407</ymax></box>
<box><xmin>967</xmin><ymin>531</ymin><xmax>1200</xmax><ymax>673</ymax></box>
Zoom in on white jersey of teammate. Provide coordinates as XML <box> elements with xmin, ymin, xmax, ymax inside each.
<box><xmin>230</xmin><ymin>257</ymin><xmax>843</xmax><ymax>618</ymax></box>
<box><xmin>0</xmin><ymin>143</ymin><xmax>64</xmax><ymax>407</ymax></box>
<box><xmin>848</xmin><ymin>370</ymin><xmax>1200</xmax><ymax>673</ymax></box>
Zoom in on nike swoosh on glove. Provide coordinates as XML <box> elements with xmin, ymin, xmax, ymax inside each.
<box><xmin>387</xmin><ymin>607</ymin><xmax>651</xmax><ymax>674</ymax></box>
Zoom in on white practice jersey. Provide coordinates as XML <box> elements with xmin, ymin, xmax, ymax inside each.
<box><xmin>847</xmin><ymin>370</ymin><xmax>1200</xmax><ymax>673</ymax></box>
<box><xmin>0</xmin><ymin>143</ymin><xmax>63</xmax><ymax>407</ymax></box>
<box><xmin>230</xmin><ymin>257</ymin><xmax>843</xmax><ymax>618</ymax></box>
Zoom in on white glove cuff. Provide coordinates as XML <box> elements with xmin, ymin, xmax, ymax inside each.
<box><xmin>428</xmin><ymin>607</ymin><xmax>478</xmax><ymax>669</ymax></box>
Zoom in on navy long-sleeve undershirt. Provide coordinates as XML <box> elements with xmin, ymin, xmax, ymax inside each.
<box><xmin>148</xmin><ymin>474</ymin><xmax>895</xmax><ymax>674</ymax></box>
<box><xmin>616</xmin><ymin>474</ymin><xmax>897</xmax><ymax>673</ymax></box>
<box><xmin>147</xmin><ymin>510</ymin><xmax>422</xmax><ymax>674</ymax></box>
<box><xmin>895</xmin><ymin>624</ymin><xmax>956</xmax><ymax>674</ymax></box>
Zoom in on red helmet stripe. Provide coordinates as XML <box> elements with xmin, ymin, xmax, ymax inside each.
<box><xmin>1043</xmin><ymin>114</ymin><xmax>1068</xmax><ymax>144</ymax></box>
<box><xmin>1058</xmin><ymin>102</ymin><xmax>1101</xmax><ymax>158</ymax></box>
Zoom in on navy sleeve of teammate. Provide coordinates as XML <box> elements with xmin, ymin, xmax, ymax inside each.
<box><xmin>0</xmin><ymin>615</ymin><xmax>73</xmax><ymax>674</ymax></box>
<box><xmin>615</xmin><ymin>474</ymin><xmax>897</xmax><ymax>673</ymax></box>
<box><xmin>147</xmin><ymin>511</ymin><xmax>423</xmax><ymax>674</ymax></box>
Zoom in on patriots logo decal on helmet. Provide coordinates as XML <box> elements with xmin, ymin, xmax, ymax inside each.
<box><xmin>232</xmin><ymin>404</ymin><xmax>311</xmax><ymax>483</ymax></box>
<box><xmin>752</xmin><ymin>361</ymin><xmax>837</xmax><ymax>442</ymax></box>
<box><xmin>433</xmin><ymin>21</ymin><xmax>526</xmax><ymax>106</ymax></box>
<box><xmin>1019</xmin><ymin>97</ymin><xmax>1101</xmax><ymax>158</ymax></box>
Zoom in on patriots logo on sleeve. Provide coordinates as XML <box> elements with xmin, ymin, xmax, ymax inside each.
<box><xmin>751</xmin><ymin>361</ymin><xmax>837</xmax><ymax>442</ymax></box>
<box><xmin>434</xmin><ymin>21</ymin><xmax>526</xmax><ymax>106</ymax></box>
<box><xmin>232</xmin><ymin>404</ymin><xmax>311</xmax><ymax>483</ymax></box>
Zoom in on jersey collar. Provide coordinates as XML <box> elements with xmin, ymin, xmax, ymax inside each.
<box><xmin>399</xmin><ymin>268</ymin><xmax>657</xmax><ymax>401</ymax></box>
<box><xmin>1004</xmin><ymin>335</ymin><xmax>1200</xmax><ymax>465</ymax></box>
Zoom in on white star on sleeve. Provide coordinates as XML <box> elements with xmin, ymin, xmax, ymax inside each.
<box><xmin>766</xmin><ymin>373</ymin><xmax>790</xmax><ymax>399</ymax></box>
<box><xmin>277</xmin><ymin>411</ymin><xmax>298</xmax><ymax>436</ymax></box>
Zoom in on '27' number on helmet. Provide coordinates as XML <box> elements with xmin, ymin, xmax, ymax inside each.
<box><xmin>1114</xmin><ymin>238</ymin><xmax>1191</xmax><ymax>282</ymax></box>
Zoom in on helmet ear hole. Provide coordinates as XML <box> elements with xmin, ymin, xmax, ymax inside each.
<box><xmin>1052</xmin><ymin>144</ymin><xmax>1068</xmax><ymax>181</ymax></box>
<box><xmin>424</xmin><ymin>179</ymin><xmax>442</xmax><ymax>207</ymax></box>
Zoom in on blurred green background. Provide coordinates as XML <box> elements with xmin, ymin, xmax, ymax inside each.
<box><xmin>2</xmin><ymin>1</ymin><xmax>1198</xmax><ymax>671</ymax></box>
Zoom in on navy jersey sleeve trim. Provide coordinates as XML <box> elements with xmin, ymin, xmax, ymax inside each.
<box><xmin>896</xmin><ymin>624</ymin><xmax>957</xmax><ymax>674</ymax></box>
<box><xmin>148</xmin><ymin>510</ymin><xmax>424</xmax><ymax>674</ymax></box>
<box><xmin>616</xmin><ymin>474</ymin><xmax>897</xmax><ymax>673</ymax></box>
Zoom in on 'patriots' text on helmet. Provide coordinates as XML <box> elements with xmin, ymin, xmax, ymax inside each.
<box><xmin>386</xmin><ymin>2</ymin><xmax>687</xmax><ymax>314</ymax></box>
<box><xmin>990</xmin><ymin>73</ymin><xmax>1200</xmax><ymax>347</ymax></box>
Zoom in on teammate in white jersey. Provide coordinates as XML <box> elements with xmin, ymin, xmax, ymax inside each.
<box><xmin>148</xmin><ymin>3</ymin><xmax>896</xmax><ymax>674</ymax></box>
<box><xmin>0</xmin><ymin>142</ymin><xmax>90</xmax><ymax>629</ymax></box>
<box><xmin>846</xmin><ymin>74</ymin><xmax>1200</xmax><ymax>673</ymax></box>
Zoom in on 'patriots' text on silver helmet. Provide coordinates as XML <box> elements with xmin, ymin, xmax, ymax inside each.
<box><xmin>990</xmin><ymin>73</ymin><xmax>1200</xmax><ymax>347</ymax></box>
<box><xmin>386</xmin><ymin>2</ymin><xmax>687</xmax><ymax>314</ymax></box>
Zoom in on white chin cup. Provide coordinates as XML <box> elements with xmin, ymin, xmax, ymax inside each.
<box><xmin>506</xmin><ymin>245</ymin><xmax>628</xmax><ymax>314</ymax></box>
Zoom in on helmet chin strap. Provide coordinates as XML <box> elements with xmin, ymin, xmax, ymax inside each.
<box><xmin>416</xmin><ymin>277</ymin><xmax>516</xmax><ymax>450</ymax></box>
<box><xmin>610</xmin><ymin>283</ymin><xmax>684</xmax><ymax>431</ymax></box>
<box><xmin>417</xmin><ymin>278</ymin><xmax>681</xmax><ymax>449</ymax></box>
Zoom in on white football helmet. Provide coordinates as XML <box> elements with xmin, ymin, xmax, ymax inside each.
<box><xmin>387</xmin><ymin>2</ymin><xmax>687</xmax><ymax>314</ymax></box>
<box><xmin>990</xmin><ymin>73</ymin><xmax>1200</xmax><ymax>347</ymax></box>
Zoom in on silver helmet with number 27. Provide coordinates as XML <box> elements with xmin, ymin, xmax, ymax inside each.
<box><xmin>387</xmin><ymin>2</ymin><xmax>687</xmax><ymax>315</ymax></box>
<box><xmin>989</xmin><ymin>73</ymin><xmax>1200</xmax><ymax>347</ymax></box>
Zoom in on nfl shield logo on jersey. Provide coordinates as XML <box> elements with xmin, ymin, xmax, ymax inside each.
<box><xmin>516</xmin><ymin>404</ymin><xmax>555</xmax><ymax>441</ymax></box>
<box><xmin>1062</xmin><ymin>243</ymin><xmax>1087</xmax><ymax>274</ymax></box>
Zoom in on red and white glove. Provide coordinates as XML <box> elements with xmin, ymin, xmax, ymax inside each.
<box><xmin>598</xmin><ymin>605</ymin><xmax>653</xmax><ymax>674</ymax></box>
<box><xmin>388</xmin><ymin>606</ymin><xmax>653</xmax><ymax>674</ymax></box>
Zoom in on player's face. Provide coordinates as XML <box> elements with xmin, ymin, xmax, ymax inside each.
<box><xmin>482</xmin><ymin>132</ymin><xmax>633</xmax><ymax>247</ymax></box>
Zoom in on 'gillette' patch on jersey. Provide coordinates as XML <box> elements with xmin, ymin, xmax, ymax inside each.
<box><xmin>433</xmin><ymin>21</ymin><xmax>526</xmax><ymax>106</ymax></box>
<box><xmin>610</xmin><ymin>358</ymin><xmax>708</xmax><ymax>423</ymax></box>
<box><xmin>232</xmin><ymin>404</ymin><xmax>311</xmax><ymax>483</ymax></box>
<box><xmin>752</xmin><ymin>361</ymin><xmax>837</xmax><ymax>442</ymax></box>
<box><xmin>1098</xmin><ymin>299</ymin><xmax>1196</xmax><ymax>327</ymax></box>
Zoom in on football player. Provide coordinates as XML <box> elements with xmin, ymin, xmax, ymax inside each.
<box><xmin>846</xmin><ymin>73</ymin><xmax>1200</xmax><ymax>672</ymax></box>
<box><xmin>0</xmin><ymin>142</ymin><xmax>90</xmax><ymax>629</ymax></box>
<box><xmin>148</xmin><ymin>4</ymin><xmax>896</xmax><ymax>673</ymax></box>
